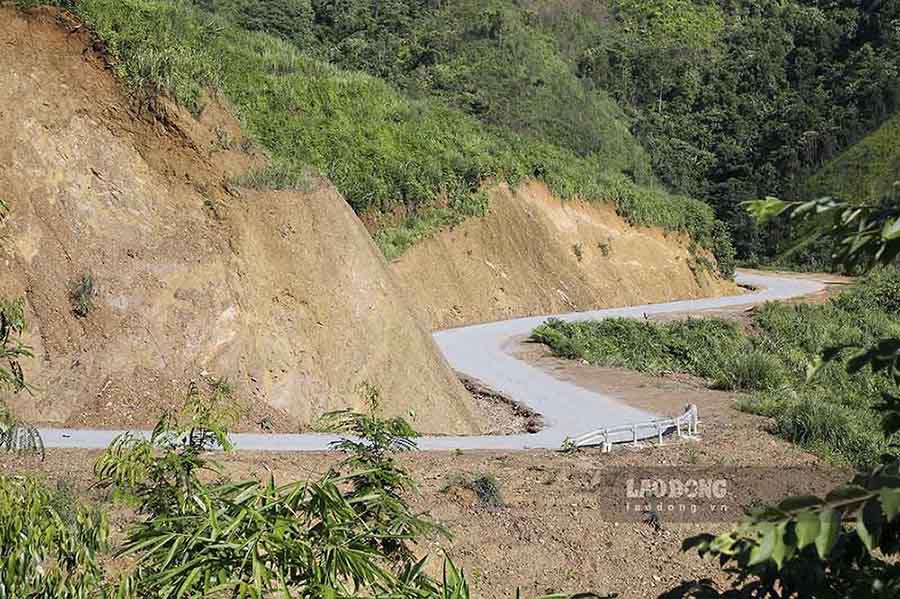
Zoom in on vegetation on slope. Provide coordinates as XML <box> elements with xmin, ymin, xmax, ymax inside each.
<box><xmin>560</xmin><ymin>0</ymin><xmax>899</xmax><ymax>260</ymax></box>
<box><xmin>202</xmin><ymin>0</ymin><xmax>655</xmax><ymax>181</ymax></box>
<box><xmin>200</xmin><ymin>0</ymin><xmax>900</xmax><ymax>263</ymax></box>
<box><xmin>18</xmin><ymin>0</ymin><xmax>733</xmax><ymax>273</ymax></box>
<box><xmin>806</xmin><ymin>112</ymin><xmax>900</xmax><ymax>204</ymax></box>
<box><xmin>533</xmin><ymin>269</ymin><xmax>900</xmax><ymax>467</ymax></box>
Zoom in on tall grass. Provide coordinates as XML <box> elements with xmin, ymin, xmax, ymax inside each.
<box><xmin>532</xmin><ymin>270</ymin><xmax>900</xmax><ymax>467</ymax></box>
<box><xmin>33</xmin><ymin>0</ymin><xmax>733</xmax><ymax>267</ymax></box>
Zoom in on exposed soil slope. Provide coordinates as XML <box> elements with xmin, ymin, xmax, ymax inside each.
<box><xmin>0</xmin><ymin>8</ymin><xmax>477</xmax><ymax>434</ymax></box>
<box><xmin>392</xmin><ymin>181</ymin><xmax>738</xmax><ymax>329</ymax></box>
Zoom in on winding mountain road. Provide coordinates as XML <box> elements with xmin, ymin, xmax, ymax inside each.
<box><xmin>36</xmin><ymin>271</ymin><xmax>824</xmax><ymax>451</ymax></box>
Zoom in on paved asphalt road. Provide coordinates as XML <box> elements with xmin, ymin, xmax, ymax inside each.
<box><xmin>37</xmin><ymin>271</ymin><xmax>824</xmax><ymax>451</ymax></box>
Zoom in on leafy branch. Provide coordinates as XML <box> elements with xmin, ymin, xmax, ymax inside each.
<box><xmin>0</xmin><ymin>298</ymin><xmax>42</xmax><ymax>457</ymax></box>
<box><xmin>670</xmin><ymin>194</ymin><xmax>900</xmax><ymax>597</ymax></box>
<box><xmin>745</xmin><ymin>196</ymin><xmax>900</xmax><ymax>273</ymax></box>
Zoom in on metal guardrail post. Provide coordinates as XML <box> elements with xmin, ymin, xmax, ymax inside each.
<box><xmin>574</xmin><ymin>405</ymin><xmax>700</xmax><ymax>449</ymax></box>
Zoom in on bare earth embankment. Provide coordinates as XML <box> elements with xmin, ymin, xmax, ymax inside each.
<box><xmin>0</xmin><ymin>7</ymin><xmax>739</xmax><ymax>436</ymax></box>
<box><xmin>0</xmin><ymin>7</ymin><xmax>478</xmax><ymax>434</ymax></box>
<box><xmin>392</xmin><ymin>181</ymin><xmax>737</xmax><ymax>330</ymax></box>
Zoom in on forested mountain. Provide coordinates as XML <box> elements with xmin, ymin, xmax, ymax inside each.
<box><xmin>199</xmin><ymin>0</ymin><xmax>900</xmax><ymax>260</ymax></box>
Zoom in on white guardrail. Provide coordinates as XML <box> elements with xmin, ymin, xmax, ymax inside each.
<box><xmin>572</xmin><ymin>404</ymin><xmax>700</xmax><ymax>452</ymax></box>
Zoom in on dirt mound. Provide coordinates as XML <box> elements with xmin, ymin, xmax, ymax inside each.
<box><xmin>391</xmin><ymin>181</ymin><xmax>738</xmax><ymax>329</ymax></box>
<box><xmin>0</xmin><ymin>8</ymin><xmax>478</xmax><ymax>434</ymax></box>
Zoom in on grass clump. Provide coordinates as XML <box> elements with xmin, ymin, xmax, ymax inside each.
<box><xmin>532</xmin><ymin>270</ymin><xmax>900</xmax><ymax>467</ymax></box>
<box><xmin>572</xmin><ymin>243</ymin><xmax>584</xmax><ymax>262</ymax></box>
<box><xmin>68</xmin><ymin>273</ymin><xmax>97</xmax><ymax>318</ymax></box>
<box><xmin>532</xmin><ymin>317</ymin><xmax>751</xmax><ymax>384</ymax></box>
<box><xmin>714</xmin><ymin>350</ymin><xmax>786</xmax><ymax>393</ymax></box>
<box><xmin>37</xmin><ymin>0</ymin><xmax>734</xmax><ymax>270</ymax></box>
<box><xmin>230</xmin><ymin>161</ymin><xmax>315</xmax><ymax>192</ymax></box>
<box><xmin>441</xmin><ymin>473</ymin><xmax>505</xmax><ymax>509</ymax></box>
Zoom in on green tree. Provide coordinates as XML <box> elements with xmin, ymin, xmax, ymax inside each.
<box><xmin>582</xmin><ymin>0</ymin><xmax>900</xmax><ymax>262</ymax></box>
<box><xmin>0</xmin><ymin>298</ymin><xmax>42</xmax><ymax>454</ymax></box>
<box><xmin>668</xmin><ymin>195</ymin><xmax>900</xmax><ymax>597</ymax></box>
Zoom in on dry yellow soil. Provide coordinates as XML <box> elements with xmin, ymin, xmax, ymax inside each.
<box><xmin>392</xmin><ymin>181</ymin><xmax>738</xmax><ymax>329</ymax></box>
<box><xmin>0</xmin><ymin>8</ymin><xmax>476</xmax><ymax>434</ymax></box>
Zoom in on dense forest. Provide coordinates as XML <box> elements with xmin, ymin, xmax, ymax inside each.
<box><xmin>197</xmin><ymin>0</ymin><xmax>900</xmax><ymax>262</ymax></box>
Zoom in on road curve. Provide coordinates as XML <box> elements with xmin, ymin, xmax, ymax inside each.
<box><xmin>37</xmin><ymin>271</ymin><xmax>824</xmax><ymax>451</ymax></box>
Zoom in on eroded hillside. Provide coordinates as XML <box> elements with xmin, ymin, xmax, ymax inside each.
<box><xmin>392</xmin><ymin>182</ymin><xmax>736</xmax><ymax>329</ymax></box>
<box><xmin>0</xmin><ymin>8</ymin><xmax>477</xmax><ymax>433</ymax></box>
<box><xmin>0</xmin><ymin>7</ymin><xmax>738</xmax><ymax>433</ymax></box>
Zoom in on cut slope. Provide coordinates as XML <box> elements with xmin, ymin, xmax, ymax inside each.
<box><xmin>31</xmin><ymin>0</ymin><xmax>732</xmax><ymax>264</ymax></box>
<box><xmin>0</xmin><ymin>8</ymin><xmax>478</xmax><ymax>434</ymax></box>
<box><xmin>805</xmin><ymin>112</ymin><xmax>900</xmax><ymax>202</ymax></box>
<box><xmin>391</xmin><ymin>181</ymin><xmax>738</xmax><ymax>330</ymax></box>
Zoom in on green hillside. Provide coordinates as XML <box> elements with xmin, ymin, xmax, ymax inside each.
<box><xmin>21</xmin><ymin>0</ymin><xmax>733</xmax><ymax>268</ymax></box>
<box><xmin>806</xmin><ymin>112</ymin><xmax>900</xmax><ymax>203</ymax></box>
<box><xmin>290</xmin><ymin>0</ymin><xmax>898</xmax><ymax>260</ymax></box>
<box><xmin>17</xmin><ymin>0</ymin><xmax>899</xmax><ymax>268</ymax></box>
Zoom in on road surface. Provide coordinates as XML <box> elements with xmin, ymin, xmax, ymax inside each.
<box><xmin>36</xmin><ymin>271</ymin><xmax>824</xmax><ymax>451</ymax></box>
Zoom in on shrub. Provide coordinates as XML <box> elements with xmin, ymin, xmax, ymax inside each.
<box><xmin>832</xmin><ymin>267</ymin><xmax>900</xmax><ymax>315</ymax></box>
<box><xmin>0</xmin><ymin>298</ymin><xmax>30</xmax><ymax>394</ymax></box>
<box><xmin>572</xmin><ymin>243</ymin><xmax>584</xmax><ymax>262</ymax></box>
<box><xmin>598</xmin><ymin>239</ymin><xmax>611</xmax><ymax>257</ymax></box>
<box><xmin>771</xmin><ymin>397</ymin><xmax>887</xmax><ymax>466</ymax></box>
<box><xmin>0</xmin><ymin>298</ymin><xmax>42</xmax><ymax>456</ymax></box>
<box><xmin>68</xmin><ymin>273</ymin><xmax>97</xmax><ymax>318</ymax></box>
<box><xmin>442</xmin><ymin>473</ymin><xmax>505</xmax><ymax>509</ymax></box>
<box><xmin>714</xmin><ymin>350</ymin><xmax>786</xmax><ymax>392</ymax></box>
<box><xmin>0</xmin><ymin>476</ymin><xmax>110</xmax><ymax>598</ymax></box>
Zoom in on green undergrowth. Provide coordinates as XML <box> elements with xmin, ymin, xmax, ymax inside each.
<box><xmin>532</xmin><ymin>269</ymin><xmax>900</xmax><ymax>467</ymax></box>
<box><xmin>805</xmin><ymin>112</ymin><xmax>900</xmax><ymax>204</ymax></box>
<box><xmin>22</xmin><ymin>0</ymin><xmax>733</xmax><ymax>271</ymax></box>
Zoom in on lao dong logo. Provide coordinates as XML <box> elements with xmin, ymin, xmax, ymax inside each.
<box><xmin>624</xmin><ymin>477</ymin><xmax>729</xmax><ymax>517</ymax></box>
<box><xmin>626</xmin><ymin>478</ymin><xmax>728</xmax><ymax>500</ymax></box>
